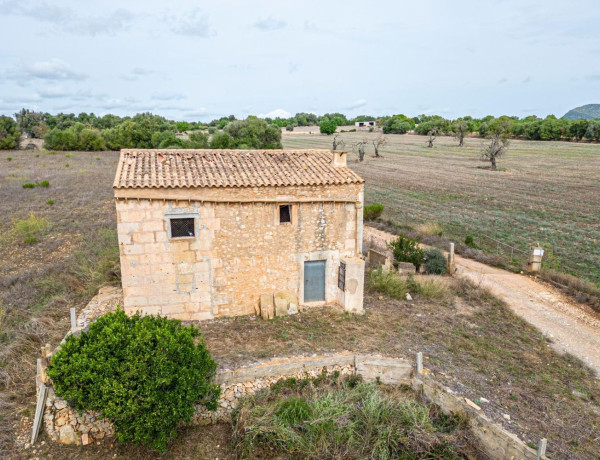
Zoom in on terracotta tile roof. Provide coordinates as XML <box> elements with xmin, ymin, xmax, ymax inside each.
<box><xmin>113</xmin><ymin>149</ymin><xmax>364</xmax><ymax>189</ymax></box>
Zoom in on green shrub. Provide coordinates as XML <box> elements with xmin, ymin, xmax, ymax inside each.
<box><xmin>425</xmin><ymin>248</ymin><xmax>447</xmax><ymax>275</ymax></box>
<box><xmin>22</xmin><ymin>183</ymin><xmax>36</xmax><ymax>189</ymax></box>
<box><xmin>47</xmin><ymin>309</ymin><xmax>220</xmax><ymax>451</ymax></box>
<box><xmin>65</xmin><ymin>163</ymin><xmax>69</xmax><ymax>167</ymax></box>
<box><xmin>389</xmin><ymin>234</ymin><xmax>425</xmax><ymax>270</ymax></box>
<box><xmin>38</xmin><ymin>180</ymin><xmax>50</xmax><ymax>187</ymax></box>
<box><xmin>24</xmin><ymin>237</ymin><xmax>38</xmax><ymax>244</ymax></box>
<box><xmin>319</xmin><ymin>119</ymin><xmax>337</xmax><ymax>135</ymax></box>
<box><xmin>46</xmin><ymin>199</ymin><xmax>55</xmax><ymax>205</ymax></box>
<box><xmin>275</xmin><ymin>397</ymin><xmax>313</xmax><ymax>425</ymax></box>
<box><xmin>464</xmin><ymin>235</ymin><xmax>478</xmax><ymax>249</ymax></box>
<box><xmin>363</xmin><ymin>203</ymin><xmax>384</xmax><ymax>221</ymax></box>
<box><xmin>7</xmin><ymin>157</ymin><xmax>12</xmax><ymax>161</ymax></box>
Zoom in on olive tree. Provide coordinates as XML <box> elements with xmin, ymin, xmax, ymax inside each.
<box><xmin>481</xmin><ymin>133</ymin><xmax>509</xmax><ymax>170</ymax></box>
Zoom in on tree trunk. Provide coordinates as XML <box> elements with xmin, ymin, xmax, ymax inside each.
<box><xmin>491</xmin><ymin>156</ymin><xmax>497</xmax><ymax>170</ymax></box>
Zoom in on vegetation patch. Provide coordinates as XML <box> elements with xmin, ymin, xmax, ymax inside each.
<box><xmin>233</xmin><ymin>374</ymin><xmax>481</xmax><ymax>459</ymax></box>
<box><xmin>47</xmin><ymin>310</ymin><xmax>220</xmax><ymax>451</ymax></box>
<box><xmin>363</xmin><ymin>202</ymin><xmax>384</xmax><ymax>221</ymax></box>
<box><xmin>389</xmin><ymin>234</ymin><xmax>425</xmax><ymax>270</ymax></box>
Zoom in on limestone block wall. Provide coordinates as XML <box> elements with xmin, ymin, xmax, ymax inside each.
<box><xmin>116</xmin><ymin>183</ymin><xmax>365</xmax><ymax>320</ymax></box>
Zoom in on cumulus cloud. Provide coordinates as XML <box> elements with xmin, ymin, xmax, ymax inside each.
<box><xmin>3</xmin><ymin>59</ymin><xmax>87</xmax><ymax>83</ymax></box>
<box><xmin>258</xmin><ymin>108</ymin><xmax>291</xmax><ymax>119</ymax></box>
<box><xmin>253</xmin><ymin>16</ymin><xmax>286</xmax><ymax>31</ymax></box>
<box><xmin>151</xmin><ymin>92</ymin><xmax>187</xmax><ymax>101</ymax></box>
<box><xmin>170</xmin><ymin>10</ymin><xmax>215</xmax><ymax>37</ymax></box>
<box><xmin>344</xmin><ymin>98</ymin><xmax>367</xmax><ymax>110</ymax></box>
<box><xmin>0</xmin><ymin>1</ymin><xmax>134</xmax><ymax>35</ymax></box>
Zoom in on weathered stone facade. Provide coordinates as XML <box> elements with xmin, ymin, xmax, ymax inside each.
<box><xmin>114</xmin><ymin>149</ymin><xmax>366</xmax><ymax>320</ymax></box>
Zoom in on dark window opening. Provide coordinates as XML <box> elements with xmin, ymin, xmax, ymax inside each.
<box><xmin>338</xmin><ymin>262</ymin><xmax>346</xmax><ymax>290</ymax></box>
<box><xmin>170</xmin><ymin>217</ymin><xmax>195</xmax><ymax>238</ymax></box>
<box><xmin>279</xmin><ymin>204</ymin><xmax>291</xmax><ymax>224</ymax></box>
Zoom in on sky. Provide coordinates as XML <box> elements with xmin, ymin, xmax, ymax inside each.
<box><xmin>0</xmin><ymin>0</ymin><xmax>599</xmax><ymax>122</ymax></box>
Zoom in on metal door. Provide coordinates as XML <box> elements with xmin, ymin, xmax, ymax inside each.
<box><xmin>304</xmin><ymin>260</ymin><xmax>326</xmax><ymax>302</ymax></box>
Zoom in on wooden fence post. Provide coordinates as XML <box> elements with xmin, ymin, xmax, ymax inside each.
<box><xmin>31</xmin><ymin>383</ymin><xmax>47</xmax><ymax>445</ymax></box>
<box><xmin>416</xmin><ymin>352</ymin><xmax>423</xmax><ymax>374</ymax></box>
<box><xmin>70</xmin><ymin>307</ymin><xmax>76</xmax><ymax>331</ymax></box>
<box><xmin>537</xmin><ymin>438</ymin><xmax>547</xmax><ymax>459</ymax></box>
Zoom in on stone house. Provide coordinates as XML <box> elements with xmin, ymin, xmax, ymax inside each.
<box><xmin>113</xmin><ymin>149</ymin><xmax>365</xmax><ymax>321</ymax></box>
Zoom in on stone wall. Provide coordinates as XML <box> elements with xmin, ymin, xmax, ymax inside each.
<box><xmin>39</xmin><ymin>348</ymin><xmax>541</xmax><ymax>458</ymax></box>
<box><xmin>116</xmin><ymin>183</ymin><xmax>364</xmax><ymax>320</ymax></box>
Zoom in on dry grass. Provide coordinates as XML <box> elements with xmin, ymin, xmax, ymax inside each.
<box><xmin>2</xmin><ymin>147</ymin><xmax>600</xmax><ymax>459</ymax></box>
<box><xmin>283</xmin><ymin>133</ymin><xmax>600</xmax><ymax>285</ymax></box>
<box><xmin>0</xmin><ymin>149</ymin><xmax>120</xmax><ymax>455</ymax></box>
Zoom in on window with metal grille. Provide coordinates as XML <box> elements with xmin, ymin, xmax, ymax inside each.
<box><xmin>279</xmin><ymin>204</ymin><xmax>291</xmax><ymax>224</ymax></box>
<box><xmin>170</xmin><ymin>217</ymin><xmax>195</xmax><ymax>238</ymax></box>
<box><xmin>338</xmin><ymin>262</ymin><xmax>346</xmax><ymax>290</ymax></box>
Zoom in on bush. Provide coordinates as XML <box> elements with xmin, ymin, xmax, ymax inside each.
<box><xmin>22</xmin><ymin>183</ymin><xmax>35</xmax><ymax>189</ymax></box>
<box><xmin>425</xmin><ymin>248</ymin><xmax>447</xmax><ymax>275</ymax></box>
<box><xmin>285</xmin><ymin>124</ymin><xmax>294</xmax><ymax>132</ymax></box>
<box><xmin>38</xmin><ymin>180</ymin><xmax>50</xmax><ymax>187</ymax></box>
<box><xmin>0</xmin><ymin>116</ymin><xmax>21</xmax><ymax>150</ymax></box>
<box><xmin>47</xmin><ymin>309</ymin><xmax>220</xmax><ymax>451</ymax></box>
<box><xmin>46</xmin><ymin>199</ymin><xmax>55</xmax><ymax>205</ymax></box>
<box><xmin>389</xmin><ymin>234</ymin><xmax>425</xmax><ymax>270</ymax></box>
<box><xmin>363</xmin><ymin>203</ymin><xmax>384</xmax><ymax>221</ymax></box>
<box><xmin>464</xmin><ymin>235</ymin><xmax>478</xmax><ymax>249</ymax></box>
<box><xmin>319</xmin><ymin>119</ymin><xmax>337</xmax><ymax>135</ymax></box>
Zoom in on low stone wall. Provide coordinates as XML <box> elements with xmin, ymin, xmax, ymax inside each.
<box><xmin>412</xmin><ymin>376</ymin><xmax>541</xmax><ymax>459</ymax></box>
<box><xmin>41</xmin><ymin>352</ymin><xmax>412</xmax><ymax>443</ymax></box>
<box><xmin>36</xmin><ymin>287</ymin><xmax>543</xmax><ymax>458</ymax></box>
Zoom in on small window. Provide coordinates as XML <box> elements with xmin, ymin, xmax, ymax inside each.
<box><xmin>338</xmin><ymin>262</ymin><xmax>346</xmax><ymax>290</ymax></box>
<box><xmin>279</xmin><ymin>204</ymin><xmax>291</xmax><ymax>224</ymax></box>
<box><xmin>170</xmin><ymin>217</ymin><xmax>195</xmax><ymax>238</ymax></box>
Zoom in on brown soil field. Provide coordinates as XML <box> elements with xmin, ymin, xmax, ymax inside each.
<box><xmin>283</xmin><ymin>133</ymin><xmax>600</xmax><ymax>286</ymax></box>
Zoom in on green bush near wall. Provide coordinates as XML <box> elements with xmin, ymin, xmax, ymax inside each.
<box><xmin>47</xmin><ymin>309</ymin><xmax>220</xmax><ymax>451</ymax></box>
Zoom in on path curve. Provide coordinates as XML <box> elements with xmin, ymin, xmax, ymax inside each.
<box><xmin>364</xmin><ymin>226</ymin><xmax>600</xmax><ymax>376</ymax></box>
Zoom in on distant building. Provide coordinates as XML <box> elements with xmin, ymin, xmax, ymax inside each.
<box><xmin>354</xmin><ymin>121</ymin><xmax>376</xmax><ymax>128</ymax></box>
<box><xmin>113</xmin><ymin>149</ymin><xmax>366</xmax><ymax>321</ymax></box>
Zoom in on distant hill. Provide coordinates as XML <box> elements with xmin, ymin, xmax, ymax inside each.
<box><xmin>563</xmin><ymin>104</ymin><xmax>600</xmax><ymax>120</ymax></box>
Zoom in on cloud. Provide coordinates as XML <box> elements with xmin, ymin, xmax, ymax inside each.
<box><xmin>589</xmin><ymin>74</ymin><xmax>600</xmax><ymax>81</ymax></box>
<box><xmin>0</xmin><ymin>1</ymin><xmax>134</xmax><ymax>35</ymax></box>
<box><xmin>303</xmin><ymin>21</ymin><xmax>318</xmax><ymax>31</ymax></box>
<box><xmin>170</xmin><ymin>10</ymin><xmax>215</xmax><ymax>37</ymax></box>
<box><xmin>522</xmin><ymin>76</ymin><xmax>531</xmax><ymax>83</ymax></box>
<box><xmin>253</xmin><ymin>16</ymin><xmax>286</xmax><ymax>31</ymax></box>
<box><xmin>151</xmin><ymin>92</ymin><xmax>187</xmax><ymax>101</ymax></box>
<box><xmin>498</xmin><ymin>77</ymin><xmax>508</xmax><ymax>84</ymax></box>
<box><xmin>3</xmin><ymin>59</ymin><xmax>87</xmax><ymax>83</ymax></box>
<box><xmin>288</xmin><ymin>62</ymin><xmax>299</xmax><ymax>74</ymax></box>
<box><xmin>344</xmin><ymin>98</ymin><xmax>367</xmax><ymax>110</ymax></box>
<box><xmin>258</xmin><ymin>108</ymin><xmax>291</xmax><ymax>119</ymax></box>
<box><xmin>121</xmin><ymin>67</ymin><xmax>156</xmax><ymax>81</ymax></box>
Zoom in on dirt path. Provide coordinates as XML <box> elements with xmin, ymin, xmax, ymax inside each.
<box><xmin>364</xmin><ymin>226</ymin><xmax>600</xmax><ymax>376</ymax></box>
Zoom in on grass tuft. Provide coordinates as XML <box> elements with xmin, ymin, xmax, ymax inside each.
<box><xmin>366</xmin><ymin>269</ymin><xmax>452</xmax><ymax>302</ymax></box>
<box><xmin>233</xmin><ymin>375</ymin><xmax>476</xmax><ymax>459</ymax></box>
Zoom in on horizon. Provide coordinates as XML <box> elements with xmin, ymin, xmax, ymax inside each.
<box><xmin>1</xmin><ymin>0</ymin><xmax>599</xmax><ymax>122</ymax></box>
